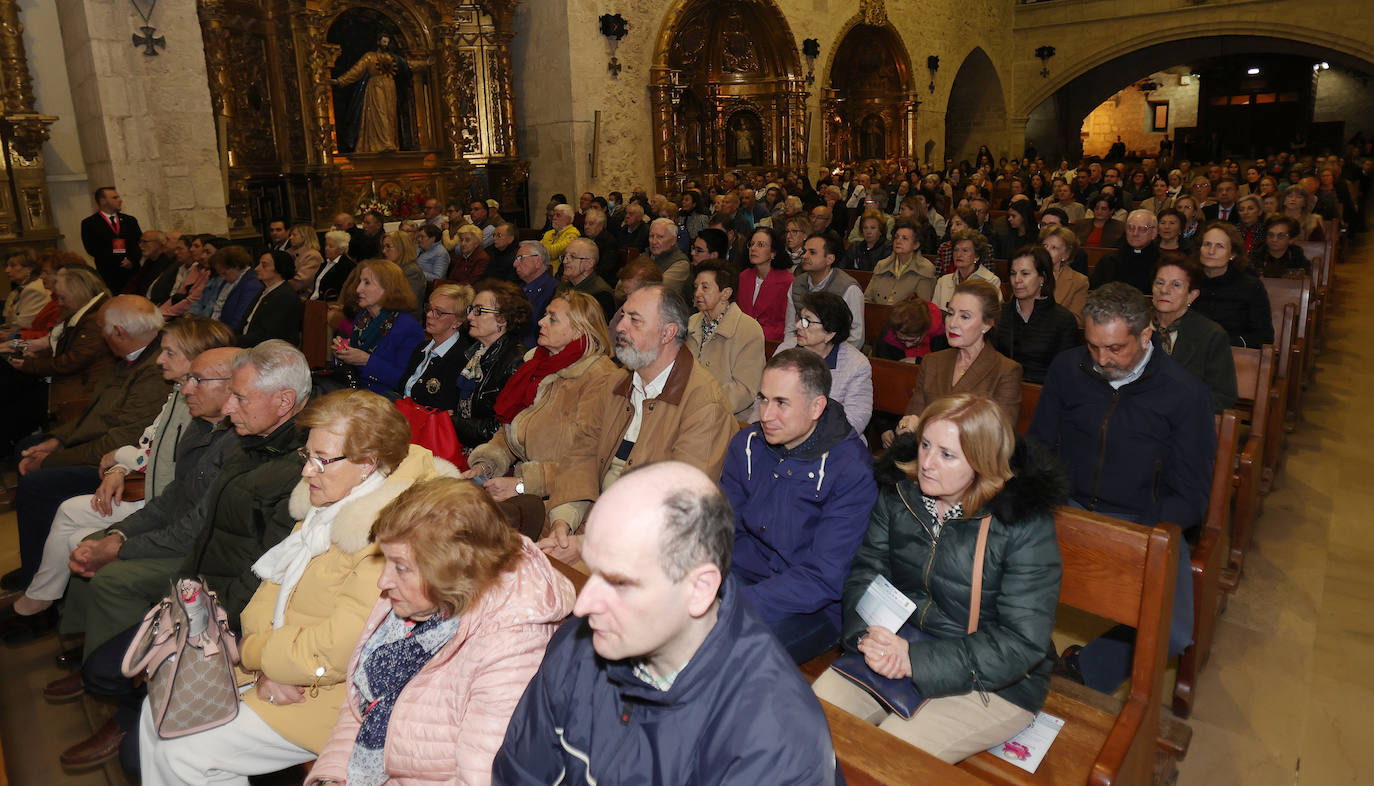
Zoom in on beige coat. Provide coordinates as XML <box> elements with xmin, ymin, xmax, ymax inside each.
<box><xmin>237</xmin><ymin>445</ymin><xmax>459</xmax><ymax>753</ymax></box>
<box><xmin>865</xmin><ymin>253</ymin><xmax>937</xmax><ymax>305</ymax></box>
<box><xmin>1054</xmin><ymin>265</ymin><xmax>1089</xmax><ymax>325</ymax></box>
<box><xmin>686</xmin><ymin>303</ymin><xmax>765</xmax><ymax>421</ymax></box>
<box><xmin>468</xmin><ymin>352</ymin><xmax>620</xmax><ymax>510</ymax></box>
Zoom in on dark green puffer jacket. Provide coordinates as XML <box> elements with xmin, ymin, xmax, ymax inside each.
<box><xmin>840</xmin><ymin>434</ymin><xmax>1066</xmax><ymax>713</ymax></box>
<box><xmin>182</xmin><ymin>416</ymin><xmax>306</xmax><ymax>632</ymax></box>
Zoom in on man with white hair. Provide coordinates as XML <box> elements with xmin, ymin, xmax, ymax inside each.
<box><xmin>1090</xmin><ymin>209</ymin><xmax>1159</xmax><ymax>294</ymax></box>
<box><xmin>310</xmin><ymin>230</ymin><xmax>356</xmax><ymax>301</ymax></box>
<box><xmin>615</xmin><ymin>201</ymin><xmax>650</xmax><ymax>251</ymax></box>
<box><xmin>648</xmin><ymin>216</ymin><xmax>691</xmax><ymax>301</ymax></box>
<box><xmin>515</xmin><ymin>241</ymin><xmax>560</xmax><ymax>346</ymax></box>
<box><xmin>541</xmin><ymin>203</ymin><xmax>581</xmax><ymax>273</ymax></box>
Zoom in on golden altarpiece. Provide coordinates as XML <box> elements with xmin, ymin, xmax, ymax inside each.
<box><xmin>197</xmin><ymin>0</ymin><xmax>526</xmax><ymax>235</ymax></box>
<box><xmin>0</xmin><ymin>0</ymin><xmax>58</xmax><ymax>252</ymax></box>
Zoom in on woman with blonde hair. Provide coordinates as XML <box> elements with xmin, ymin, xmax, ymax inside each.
<box><xmin>397</xmin><ymin>282</ymin><xmax>475</xmax><ymax>403</ymax></box>
<box><xmin>813</xmin><ymin>393</ymin><xmax>1064</xmax><ymax>763</ymax></box>
<box><xmin>465</xmin><ymin>289</ymin><xmax>618</xmax><ymax>546</ymax></box>
<box><xmin>1281</xmin><ymin>184</ymin><xmax>1325</xmax><ymax>241</ymax></box>
<box><xmin>287</xmin><ymin>223</ymin><xmax>324</xmax><ymax>294</ymax></box>
<box><xmin>333</xmin><ymin>259</ymin><xmax>424</xmax><ymax>394</ymax></box>
<box><xmin>305</xmin><ymin>477</ymin><xmax>574</xmax><ymax>786</ymax></box>
<box><xmin>381</xmin><ymin>229</ymin><xmax>427</xmax><ymax>317</ymax></box>
<box><xmin>1038</xmin><ymin>224</ymin><xmax>1089</xmax><ymax>322</ymax></box>
<box><xmin>139</xmin><ymin>390</ymin><xmax>463</xmax><ymax>785</ymax></box>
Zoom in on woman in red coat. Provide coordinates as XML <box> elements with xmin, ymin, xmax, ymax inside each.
<box><xmin>736</xmin><ymin>226</ymin><xmax>794</xmax><ymax>343</ymax></box>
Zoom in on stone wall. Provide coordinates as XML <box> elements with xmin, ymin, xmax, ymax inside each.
<box><xmin>54</xmin><ymin>0</ymin><xmax>225</xmax><ymax>238</ymax></box>
<box><xmin>20</xmin><ymin>0</ymin><xmax>89</xmax><ymax>252</ymax></box>
<box><xmin>1314</xmin><ymin>67</ymin><xmax>1374</xmax><ymax>141</ymax></box>
<box><xmin>514</xmin><ymin>0</ymin><xmax>1015</xmax><ymax>202</ymax></box>
<box><xmin>1079</xmin><ymin>69</ymin><xmax>1199</xmax><ymax>158</ymax></box>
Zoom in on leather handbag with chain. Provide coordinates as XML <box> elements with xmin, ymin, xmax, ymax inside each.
<box><xmin>830</xmin><ymin>511</ymin><xmax>993</xmax><ymax>720</ymax></box>
<box><xmin>121</xmin><ymin>577</ymin><xmax>242</xmax><ymax>738</ymax></box>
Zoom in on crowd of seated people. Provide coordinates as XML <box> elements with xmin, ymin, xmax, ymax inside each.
<box><xmin>0</xmin><ymin>143</ymin><xmax>1366</xmax><ymax>782</ymax></box>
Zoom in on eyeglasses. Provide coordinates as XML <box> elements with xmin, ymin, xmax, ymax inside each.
<box><xmin>467</xmin><ymin>305</ymin><xmax>501</xmax><ymax>316</ymax></box>
<box><xmin>1266</xmin><ymin>232</ymin><xmax>1290</xmax><ymax>239</ymax></box>
<box><xmin>565</xmin><ymin>254</ymin><xmax>596</xmax><ymax>263</ymax></box>
<box><xmin>183</xmin><ymin>374</ymin><xmax>230</xmax><ymax>386</ymax></box>
<box><xmin>297</xmin><ymin>447</ymin><xmax>348</xmax><ymax>473</ymax></box>
<box><xmin>514</xmin><ymin>253</ymin><xmax>542</xmax><ymax>262</ymax></box>
<box><xmin>797</xmin><ymin>315</ymin><xmax>818</xmax><ymax>329</ymax></box>
<box><xmin>424</xmin><ymin>305</ymin><xmax>458</xmax><ymax>318</ymax></box>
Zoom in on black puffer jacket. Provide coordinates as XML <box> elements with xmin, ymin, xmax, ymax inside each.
<box><xmin>841</xmin><ymin>435</ymin><xmax>1067</xmax><ymax>713</ymax></box>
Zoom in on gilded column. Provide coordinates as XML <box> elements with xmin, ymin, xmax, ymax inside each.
<box><xmin>0</xmin><ymin>0</ymin><xmax>55</xmax><ymax>239</ymax></box>
<box><xmin>649</xmin><ymin>69</ymin><xmax>677</xmax><ymax>194</ymax></box>
<box><xmin>291</xmin><ymin>9</ymin><xmax>333</xmax><ymax>167</ymax></box>
<box><xmin>434</xmin><ymin>24</ymin><xmax>464</xmax><ymax>161</ymax></box>
<box><xmin>486</xmin><ymin>31</ymin><xmax>518</xmax><ymax>159</ymax></box>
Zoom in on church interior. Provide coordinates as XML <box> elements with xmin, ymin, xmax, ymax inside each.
<box><xmin>0</xmin><ymin>0</ymin><xmax>1371</xmax><ymax>783</ymax></box>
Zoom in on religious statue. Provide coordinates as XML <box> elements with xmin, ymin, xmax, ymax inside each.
<box><xmin>730</xmin><ymin>113</ymin><xmax>759</xmax><ymax>165</ymax></box>
<box><xmin>333</xmin><ymin>33</ymin><xmax>411</xmax><ymax>154</ymax></box>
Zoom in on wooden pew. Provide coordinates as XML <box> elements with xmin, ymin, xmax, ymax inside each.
<box><xmin>957</xmin><ymin>509</ymin><xmax>1180</xmax><ymax>786</ymax></box>
<box><xmin>1083</xmin><ymin>246</ymin><xmax>1113</xmax><ymax>274</ymax></box>
<box><xmin>848</xmin><ymin>269</ymin><xmax>873</xmax><ymax>290</ymax></box>
<box><xmin>869</xmin><ymin>356</ymin><xmax>919</xmax><ymax>418</ymax></box>
<box><xmin>1173</xmin><ymin>410</ymin><xmax>1240</xmax><ymax>718</ymax></box>
<box><xmin>301</xmin><ymin>299</ymin><xmax>331</xmax><ymax>370</ymax></box>
<box><xmin>1224</xmin><ymin>346</ymin><xmax>1274</xmax><ymax>589</ymax></box>
<box><xmin>864</xmin><ymin>302</ymin><xmax>893</xmax><ymax>350</ymax></box>
<box><xmin>823</xmin><ymin>700</ymin><xmax>985</xmax><ymax>785</ymax></box>
<box><xmin>1293</xmin><ymin>240</ymin><xmax>1328</xmax><ymax>366</ymax></box>
<box><xmin>1261</xmin><ymin>306</ymin><xmax>1294</xmax><ymax>487</ymax></box>
<box><xmin>1262</xmin><ymin>277</ymin><xmax>1313</xmax><ymax>431</ymax></box>
<box><xmin>1017</xmin><ymin>382</ymin><xmax>1041</xmax><ymax>435</ymax></box>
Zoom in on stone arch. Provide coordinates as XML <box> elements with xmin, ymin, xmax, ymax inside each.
<box><xmin>822</xmin><ymin>21</ymin><xmax>916</xmax><ymax>164</ymax></box>
<box><xmin>650</xmin><ymin>0</ymin><xmax>807</xmax><ymax>192</ymax></box>
<box><xmin>944</xmin><ymin>47</ymin><xmax>1006</xmax><ymax>164</ymax></box>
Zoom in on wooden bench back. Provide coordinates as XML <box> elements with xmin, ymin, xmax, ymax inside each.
<box><xmin>1207</xmin><ymin>411</ymin><xmax>1240</xmax><ymax>535</ymax></box>
<box><xmin>1232</xmin><ymin>345</ymin><xmax>1275</xmax><ymax>435</ymax></box>
<box><xmin>870</xmin><ymin>356</ymin><xmax>919</xmax><ymax>417</ymax></box>
<box><xmin>1262</xmin><ymin>276</ymin><xmax>1311</xmax><ymax>343</ymax></box>
<box><xmin>301</xmin><ymin>299</ymin><xmax>331</xmax><ymax>370</ymax></box>
<box><xmin>848</xmin><ymin>269</ymin><xmax>873</xmax><ymax>290</ymax></box>
<box><xmin>1055</xmin><ymin>508</ymin><xmax>1175</xmax><ymax>631</ymax></box>
<box><xmin>1084</xmin><ymin>246</ymin><xmax>1113</xmax><ymax>274</ymax></box>
<box><xmin>1017</xmin><ymin>382</ymin><xmax>1041</xmax><ymax>435</ymax></box>
<box><xmin>864</xmin><ymin>302</ymin><xmax>893</xmax><ymax>348</ymax></box>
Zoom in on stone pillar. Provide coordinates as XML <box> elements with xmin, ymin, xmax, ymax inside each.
<box><xmin>55</xmin><ymin>0</ymin><xmax>225</xmax><ymax>233</ymax></box>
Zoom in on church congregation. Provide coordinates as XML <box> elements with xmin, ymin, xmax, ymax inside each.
<box><xmin>0</xmin><ymin>0</ymin><xmax>1371</xmax><ymax>783</ymax></box>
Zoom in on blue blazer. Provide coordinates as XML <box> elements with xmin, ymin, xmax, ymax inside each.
<box><xmin>357</xmin><ymin>311</ymin><xmax>424</xmax><ymax>394</ymax></box>
<box><xmin>219</xmin><ymin>269</ymin><xmax>264</xmax><ymax>332</ymax></box>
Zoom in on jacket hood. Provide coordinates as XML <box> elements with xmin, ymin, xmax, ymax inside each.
<box><xmin>287</xmin><ymin>444</ymin><xmax>462</xmax><ymax>553</ymax></box>
<box><xmin>876</xmin><ymin>432</ymin><xmax>1067</xmax><ymax>524</ymax></box>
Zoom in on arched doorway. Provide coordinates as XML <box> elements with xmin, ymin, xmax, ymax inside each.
<box><xmin>823</xmin><ymin>23</ymin><xmax>916</xmax><ymax>165</ymax></box>
<box><xmin>651</xmin><ymin>0</ymin><xmax>807</xmax><ymax>193</ymax></box>
<box><xmin>944</xmin><ymin>48</ymin><xmax>1006</xmax><ymax>165</ymax></box>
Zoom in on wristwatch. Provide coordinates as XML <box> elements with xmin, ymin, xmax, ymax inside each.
<box><xmin>514</xmin><ymin>480</ymin><xmax>525</xmax><ymax>495</ymax></box>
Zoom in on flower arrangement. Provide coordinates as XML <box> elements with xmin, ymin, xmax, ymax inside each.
<box><xmin>356</xmin><ymin>184</ymin><xmax>428</xmax><ymax>220</ymax></box>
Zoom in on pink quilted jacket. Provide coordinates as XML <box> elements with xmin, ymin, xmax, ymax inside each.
<box><xmin>307</xmin><ymin>540</ymin><xmax>576</xmax><ymax>785</ymax></box>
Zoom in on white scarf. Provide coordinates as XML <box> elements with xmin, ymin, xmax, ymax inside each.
<box><xmin>252</xmin><ymin>471</ymin><xmax>387</xmax><ymax>628</ymax></box>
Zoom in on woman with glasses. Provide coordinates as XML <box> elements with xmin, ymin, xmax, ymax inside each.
<box><xmin>777</xmin><ymin>290</ymin><xmax>872</xmax><ymax>436</ymax></box>
<box><xmin>1251</xmin><ymin>215</ymin><xmax>1310</xmax><ymax>278</ymax></box>
<box><xmin>397</xmin><ymin>283</ymin><xmax>476</xmax><ymax>405</ymax></box>
<box><xmin>333</xmin><ymin>259</ymin><xmax>424</xmax><ymax>394</ymax></box>
<box><xmin>449</xmin><ymin>280</ymin><xmax>528</xmax><ymax>449</ymax></box>
<box><xmin>737</xmin><ymin>226</ymin><xmax>795</xmax><ymax>343</ymax></box>
<box><xmin>139</xmin><ymin>390</ymin><xmax>460</xmax><ymax>786</ymax></box>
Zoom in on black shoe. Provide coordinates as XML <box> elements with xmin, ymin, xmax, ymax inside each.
<box><xmin>0</xmin><ymin>605</ymin><xmax>58</xmax><ymax>645</ymax></box>
<box><xmin>0</xmin><ymin>568</ymin><xmax>30</xmax><ymax>592</ymax></box>
<box><xmin>1053</xmin><ymin>644</ymin><xmax>1086</xmax><ymax>685</ymax></box>
<box><xmin>55</xmin><ymin>645</ymin><xmax>82</xmax><ymax>670</ymax></box>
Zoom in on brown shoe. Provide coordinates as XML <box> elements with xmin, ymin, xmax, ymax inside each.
<box><xmin>59</xmin><ymin>718</ymin><xmax>125</xmax><ymax>770</ymax></box>
<box><xmin>43</xmin><ymin>671</ymin><xmax>84</xmax><ymax>702</ymax></box>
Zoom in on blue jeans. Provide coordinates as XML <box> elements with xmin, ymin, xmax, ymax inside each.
<box><xmin>1068</xmin><ymin>501</ymin><xmax>1194</xmax><ymax>693</ymax></box>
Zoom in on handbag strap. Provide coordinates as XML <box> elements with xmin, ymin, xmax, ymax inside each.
<box><xmin>967</xmin><ymin>515</ymin><xmax>992</xmax><ymax>635</ymax></box>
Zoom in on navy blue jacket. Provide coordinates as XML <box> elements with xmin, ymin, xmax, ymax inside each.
<box><xmin>722</xmin><ymin>401</ymin><xmax>876</xmax><ymax>630</ymax></box>
<box><xmin>1028</xmin><ymin>344</ymin><xmax>1215</xmax><ymax>531</ymax></box>
<box><xmin>492</xmin><ymin>577</ymin><xmax>837</xmax><ymax>785</ymax></box>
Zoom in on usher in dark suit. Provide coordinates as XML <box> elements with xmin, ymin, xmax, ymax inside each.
<box><xmin>81</xmin><ymin>211</ymin><xmax>144</xmax><ymax>292</ymax></box>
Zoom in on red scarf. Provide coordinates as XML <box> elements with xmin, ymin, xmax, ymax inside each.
<box><xmin>493</xmin><ymin>336</ymin><xmax>588</xmax><ymax>424</ymax></box>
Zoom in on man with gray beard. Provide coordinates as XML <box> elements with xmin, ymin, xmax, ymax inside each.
<box><xmin>534</xmin><ymin>284</ymin><xmax>736</xmax><ymax>569</ymax></box>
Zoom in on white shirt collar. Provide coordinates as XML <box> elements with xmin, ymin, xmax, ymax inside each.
<box><xmin>1104</xmin><ymin>341</ymin><xmax>1154</xmax><ymax>389</ymax></box>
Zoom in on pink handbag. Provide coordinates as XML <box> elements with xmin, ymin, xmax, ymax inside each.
<box><xmin>121</xmin><ymin>577</ymin><xmax>242</xmax><ymax>738</ymax></box>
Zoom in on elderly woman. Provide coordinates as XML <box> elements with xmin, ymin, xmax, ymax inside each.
<box><xmin>1155</xmin><ymin>207</ymin><xmax>1190</xmax><ymax>255</ymax></box>
<box><xmin>1281</xmin><ymin>184</ymin><xmax>1325</xmax><ymax>241</ymax></box>
<box><xmin>872</xmin><ymin>297</ymin><xmax>944</xmax><ymax>363</ymax></box>
<box><xmin>994</xmin><ymin>245</ymin><xmax>1078</xmax><ymax>385</ymax></box>
<box><xmin>866</xmin><ymin>220</ymin><xmax>937</xmax><ymax>306</ymax></box>
<box><xmin>736</xmin><ymin>226</ymin><xmax>794</xmax><ymax>343</ymax></box>
<box><xmin>884</xmin><ymin>280</ymin><xmax>1022</xmax><ymax>447</ymax></box>
<box><xmin>382</xmin><ymin>229</ymin><xmax>427</xmax><ymax>318</ymax></box>
<box><xmin>813</xmin><ymin>393</ymin><xmax>1064</xmax><ymax>763</ymax></box>
<box><xmin>933</xmin><ymin>207</ymin><xmax>975</xmax><ymax>277</ymax></box>
<box><xmin>541</xmin><ymin>203</ymin><xmax>580</xmax><ymax>273</ymax></box>
<box><xmin>1191</xmin><ymin>221</ymin><xmax>1274</xmax><ymax>349</ymax></box>
<box><xmin>1038</xmin><ymin>225</ymin><xmax>1088</xmax><ymax>323</ymax></box>
<box><xmin>687</xmin><ymin>260</ymin><xmax>766</xmax><ymax>422</ymax></box>
<box><xmin>305</xmin><ymin>478</ymin><xmax>575</xmax><ymax>786</ymax></box>
<box><xmin>138</xmin><ymin>390</ymin><xmax>458</xmax><ymax>785</ymax></box>
<box><xmin>397</xmin><ymin>283</ymin><xmax>475</xmax><ymax>403</ymax></box>
<box><xmin>287</xmin><ymin>223</ymin><xmax>325</xmax><ymax>294</ymax></box>
<box><xmin>449</xmin><ymin>224</ymin><xmax>490</xmax><ymax>283</ymax></box>
<box><xmin>1</xmin><ymin>317</ymin><xmax>236</xmax><ymax>638</ymax></box>
<box><xmin>931</xmin><ymin>229</ymin><xmax>1001</xmax><ymax>312</ymax></box>
<box><xmin>415</xmin><ymin>225</ymin><xmax>450</xmax><ymax>282</ymax></box>
<box><xmin>1251</xmin><ymin>215</ymin><xmax>1310</xmax><ymax>278</ymax></box>
<box><xmin>2</xmin><ymin>248</ymin><xmax>49</xmax><ymax>335</ymax></box>
<box><xmin>333</xmin><ymin>259</ymin><xmax>424</xmax><ymax>394</ymax></box>
<box><xmin>777</xmin><ymin>290</ymin><xmax>872</xmax><ymax>436</ymax></box>
<box><xmin>311</xmin><ymin>230</ymin><xmax>356</xmax><ymax>303</ymax></box>
<box><xmin>1071</xmin><ymin>194</ymin><xmax>1126</xmax><ymax>250</ymax></box>
<box><xmin>1152</xmin><ymin>257</ymin><xmax>1238</xmax><ymax>412</ymax></box>
<box><xmin>7</xmin><ymin>264</ymin><xmax>112</xmax><ymax>416</ymax></box>
<box><xmin>448</xmin><ymin>279</ymin><xmax>527</xmax><ymax>449</ymax></box>
<box><xmin>842</xmin><ymin>210</ymin><xmax>893</xmax><ymax>272</ymax></box>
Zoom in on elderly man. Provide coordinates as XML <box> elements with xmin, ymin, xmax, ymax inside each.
<box><xmin>124</xmin><ymin>230</ymin><xmax>173</xmax><ymax>297</ymax></box>
<box><xmin>615</xmin><ymin>201</ymin><xmax>650</xmax><ymax>252</ymax></box>
<box><xmin>356</xmin><ymin>210</ymin><xmax>386</xmax><ymax>260</ymax></box>
<box><xmin>5</xmin><ymin>296</ymin><xmax>171</xmax><ymax>593</ymax></box>
<box><xmin>494</xmin><ymin>462</ymin><xmax>838</xmax><ymax>785</ymax></box>
<box><xmin>310</xmin><ymin>230</ymin><xmax>356</xmax><ymax>301</ymax></box>
<box><xmin>332</xmin><ymin>212</ymin><xmax>369</xmax><ymax>259</ymax></box>
<box><xmin>722</xmin><ymin>349</ymin><xmax>876</xmax><ymax>663</ymax></box>
<box><xmin>648</xmin><ymin>217</ymin><xmax>691</xmax><ymax>301</ymax></box>
<box><xmin>719</xmin><ymin>192</ymin><xmax>752</xmax><ymax>239</ymax></box>
<box><xmin>483</xmin><ymin>220</ymin><xmax>520</xmax><ymax>283</ymax></box>
<box><xmin>582</xmin><ymin>207</ymin><xmax>622</xmax><ymax>284</ymax></box>
<box><xmin>422</xmin><ymin>197</ymin><xmax>445</xmax><ymax>228</ymax></box>
<box><xmin>1030</xmin><ymin>284</ymin><xmax>1213</xmax><ymax>695</ymax></box>
<box><xmin>1090</xmin><ymin>209</ymin><xmax>1159</xmax><ymax>294</ymax></box>
<box><xmin>573</xmin><ymin>191</ymin><xmax>595</xmax><ymax>231</ymax></box>
<box><xmin>562</xmin><ymin>237</ymin><xmax>616</xmax><ymax>320</ymax></box>
<box><xmin>516</xmin><ymin>241</ymin><xmax>560</xmax><ymax>346</ymax></box>
<box><xmin>538</xmin><ymin>285</ymin><xmax>736</xmax><ymax>567</ymax></box>
<box><xmin>143</xmin><ymin>232</ymin><xmax>188</xmax><ymax>305</ymax></box>
<box><xmin>783</xmin><ymin>234</ymin><xmax>864</xmax><ymax>349</ymax></box>
<box><xmin>542</xmin><ymin>203</ymin><xmax>581</xmax><ymax>273</ymax></box>
<box><xmin>809</xmin><ymin>204</ymin><xmax>841</xmax><ymax>243</ymax></box>
<box><xmin>51</xmin><ymin>342</ymin><xmax>309</xmax><ymax>769</ymax></box>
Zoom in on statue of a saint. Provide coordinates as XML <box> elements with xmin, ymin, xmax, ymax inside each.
<box><xmin>733</xmin><ymin>117</ymin><xmax>755</xmax><ymax>164</ymax></box>
<box><xmin>333</xmin><ymin>33</ymin><xmax>411</xmax><ymax>154</ymax></box>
